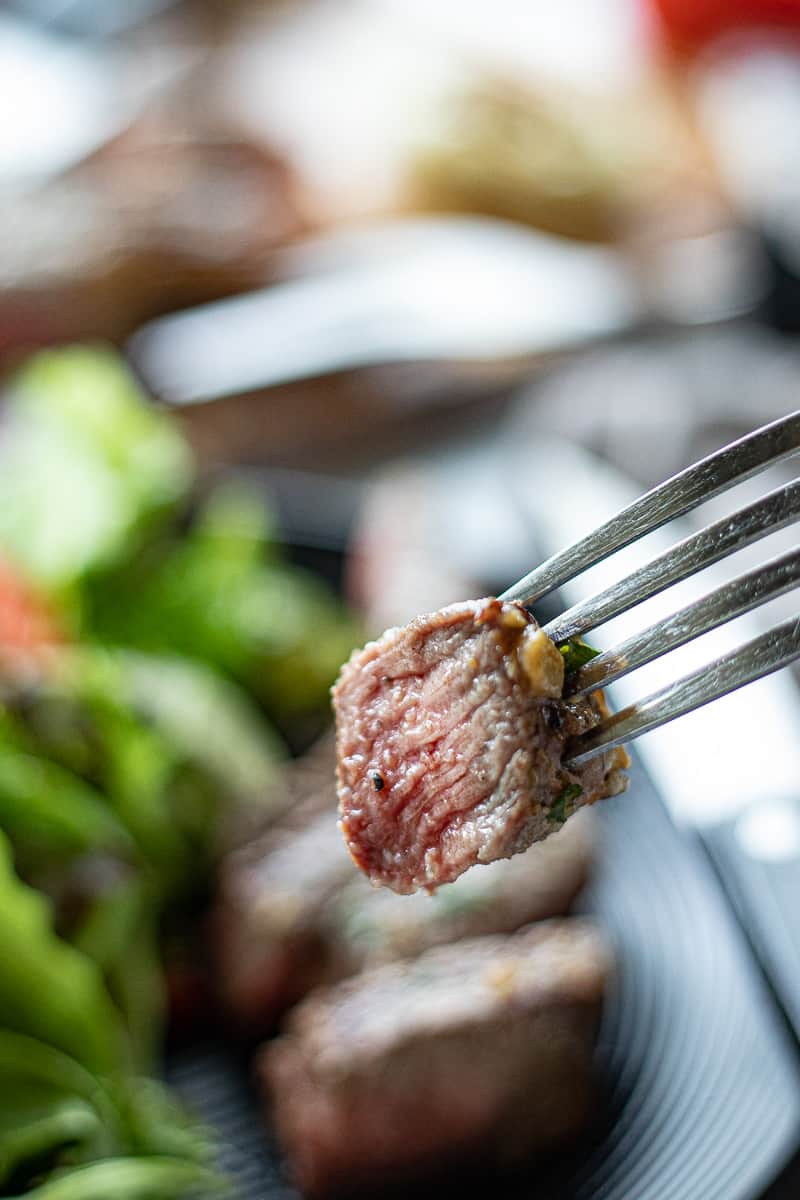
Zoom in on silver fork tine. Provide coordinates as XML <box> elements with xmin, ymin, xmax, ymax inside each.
<box><xmin>501</xmin><ymin>410</ymin><xmax>800</xmax><ymax>607</ymax></box>
<box><xmin>544</xmin><ymin>480</ymin><xmax>800</xmax><ymax>645</ymax></box>
<box><xmin>563</xmin><ymin>615</ymin><xmax>800</xmax><ymax>768</ymax></box>
<box><xmin>565</xmin><ymin>547</ymin><xmax>800</xmax><ymax>697</ymax></box>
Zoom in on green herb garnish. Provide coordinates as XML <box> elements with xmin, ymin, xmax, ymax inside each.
<box><xmin>548</xmin><ymin>783</ymin><xmax>583</xmax><ymax>824</ymax></box>
<box><xmin>559</xmin><ymin>638</ymin><xmax>601</xmax><ymax>674</ymax></box>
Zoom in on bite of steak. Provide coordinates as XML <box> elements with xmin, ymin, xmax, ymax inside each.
<box><xmin>261</xmin><ymin>918</ymin><xmax>609</xmax><ymax>1199</ymax></box>
<box><xmin>333</xmin><ymin>597</ymin><xmax>627</xmax><ymax>893</ymax></box>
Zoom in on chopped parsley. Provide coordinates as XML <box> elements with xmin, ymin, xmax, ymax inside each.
<box><xmin>548</xmin><ymin>782</ymin><xmax>583</xmax><ymax>824</ymax></box>
<box><xmin>559</xmin><ymin>638</ymin><xmax>601</xmax><ymax>674</ymax></box>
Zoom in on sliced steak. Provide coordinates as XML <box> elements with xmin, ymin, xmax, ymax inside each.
<box><xmin>333</xmin><ymin>597</ymin><xmax>627</xmax><ymax>893</ymax></box>
<box><xmin>214</xmin><ymin>799</ymin><xmax>593</xmax><ymax>1032</ymax></box>
<box><xmin>213</xmin><ymin>736</ymin><xmax>341</xmax><ymax>1032</ymax></box>
<box><xmin>261</xmin><ymin>919</ymin><xmax>609</xmax><ymax>1199</ymax></box>
<box><xmin>214</xmin><ymin>809</ymin><xmax>350</xmax><ymax>1033</ymax></box>
<box><xmin>328</xmin><ymin>808</ymin><xmax>595</xmax><ymax>973</ymax></box>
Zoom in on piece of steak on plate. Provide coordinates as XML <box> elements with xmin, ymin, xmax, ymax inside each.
<box><xmin>214</xmin><ymin>809</ymin><xmax>350</xmax><ymax>1033</ymax></box>
<box><xmin>327</xmin><ymin>808</ymin><xmax>595</xmax><ymax>972</ymax></box>
<box><xmin>260</xmin><ymin>918</ymin><xmax>609</xmax><ymax>1199</ymax></box>
<box><xmin>214</xmin><ymin>801</ymin><xmax>593</xmax><ymax>1031</ymax></box>
<box><xmin>213</xmin><ymin>731</ymin><xmax>348</xmax><ymax>1033</ymax></box>
<box><xmin>333</xmin><ymin>597</ymin><xmax>627</xmax><ymax>893</ymax></box>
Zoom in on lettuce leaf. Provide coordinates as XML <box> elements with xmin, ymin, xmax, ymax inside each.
<box><xmin>0</xmin><ymin>829</ymin><xmax>126</xmax><ymax>1077</ymax></box>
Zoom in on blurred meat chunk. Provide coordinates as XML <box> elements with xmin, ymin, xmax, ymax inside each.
<box><xmin>215</xmin><ymin>726</ymin><xmax>595</xmax><ymax>1033</ymax></box>
<box><xmin>213</xmin><ymin>736</ymin><xmax>345</xmax><ymax>1032</ymax></box>
<box><xmin>215</xmin><ymin>810</ymin><xmax>350</xmax><ymax>1034</ymax></box>
<box><xmin>261</xmin><ymin>919</ymin><xmax>610</xmax><ymax>1199</ymax></box>
<box><xmin>0</xmin><ymin>118</ymin><xmax>306</xmax><ymax>360</ymax></box>
<box><xmin>327</xmin><ymin>810</ymin><xmax>594</xmax><ymax>973</ymax></box>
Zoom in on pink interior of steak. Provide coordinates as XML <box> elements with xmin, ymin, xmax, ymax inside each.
<box><xmin>334</xmin><ymin>598</ymin><xmax>621</xmax><ymax>894</ymax></box>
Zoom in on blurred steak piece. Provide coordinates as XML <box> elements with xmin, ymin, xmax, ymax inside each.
<box><xmin>261</xmin><ymin>919</ymin><xmax>610</xmax><ymax>1199</ymax></box>
<box><xmin>0</xmin><ymin>119</ymin><xmax>306</xmax><ymax>361</ymax></box>
<box><xmin>327</xmin><ymin>810</ymin><xmax>594</xmax><ymax>973</ymax></box>
<box><xmin>334</xmin><ymin>597</ymin><xmax>627</xmax><ymax>894</ymax></box>
<box><xmin>215</xmin><ymin>737</ymin><xmax>594</xmax><ymax>1033</ymax></box>
<box><xmin>279</xmin><ymin>732</ymin><xmax>337</xmax><ymax>827</ymax></box>
<box><xmin>215</xmin><ymin>810</ymin><xmax>349</xmax><ymax>1033</ymax></box>
<box><xmin>214</xmin><ymin>735</ymin><xmax>346</xmax><ymax>1033</ymax></box>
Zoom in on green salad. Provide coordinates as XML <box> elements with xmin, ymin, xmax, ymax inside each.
<box><xmin>0</xmin><ymin>347</ymin><xmax>360</xmax><ymax>1197</ymax></box>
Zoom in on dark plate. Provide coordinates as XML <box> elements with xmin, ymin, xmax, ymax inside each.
<box><xmin>167</xmin><ymin>759</ymin><xmax>800</xmax><ymax>1200</ymax></box>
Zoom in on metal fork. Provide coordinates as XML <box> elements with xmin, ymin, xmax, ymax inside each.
<box><xmin>499</xmin><ymin>412</ymin><xmax>800</xmax><ymax>768</ymax></box>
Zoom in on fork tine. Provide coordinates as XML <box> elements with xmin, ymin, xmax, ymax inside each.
<box><xmin>544</xmin><ymin>480</ymin><xmax>800</xmax><ymax>645</ymax></box>
<box><xmin>565</xmin><ymin>547</ymin><xmax>800</xmax><ymax>697</ymax></box>
<box><xmin>500</xmin><ymin>410</ymin><xmax>800</xmax><ymax>606</ymax></box>
<box><xmin>563</xmin><ymin>614</ymin><xmax>800</xmax><ymax>768</ymax></box>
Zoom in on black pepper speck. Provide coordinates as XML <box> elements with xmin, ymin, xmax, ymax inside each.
<box><xmin>543</xmin><ymin>704</ymin><xmax>563</xmax><ymax>731</ymax></box>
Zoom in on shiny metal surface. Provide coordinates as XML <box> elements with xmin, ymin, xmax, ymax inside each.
<box><xmin>565</xmin><ymin>615</ymin><xmax>800</xmax><ymax>767</ymax></box>
<box><xmin>566</xmin><ymin>547</ymin><xmax>800</xmax><ymax>697</ymax></box>
<box><xmin>500</xmin><ymin>414</ymin><xmax>800</xmax><ymax>765</ymax></box>
<box><xmin>543</xmin><ymin>480</ymin><xmax>800</xmax><ymax>645</ymax></box>
<box><xmin>501</xmin><ymin>411</ymin><xmax>800</xmax><ymax>606</ymax></box>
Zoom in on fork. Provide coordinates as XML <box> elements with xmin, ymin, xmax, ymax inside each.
<box><xmin>499</xmin><ymin>411</ymin><xmax>800</xmax><ymax>768</ymax></box>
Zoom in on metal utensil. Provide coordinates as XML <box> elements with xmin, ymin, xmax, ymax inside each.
<box><xmin>500</xmin><ymin>411</ymin><xmax>800</xmax><ymax>766</ymax></box>
<box><xmin>129</xmin><ymin>217</ymin><xmax>643</xmax><ymax>405</ymax></box>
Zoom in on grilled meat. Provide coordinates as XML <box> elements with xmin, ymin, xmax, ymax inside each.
<box><xmin>334</xmin><ymin>597</ymin><xmax>627</xmax><ymax>893</ymax></box>
<box><xmin>261</xmin><ymin>919</ymin><xmax>610</xmax><ymax>1198</ymax></box>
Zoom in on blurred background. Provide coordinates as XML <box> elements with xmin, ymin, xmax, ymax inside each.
<box><xmin>2</xmin><ymin>1</ymin><xmax>800</xmax><ymax>1198</ymax></box>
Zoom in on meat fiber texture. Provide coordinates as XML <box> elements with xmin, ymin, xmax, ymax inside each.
<box><xmin>334</xmin><ymin>597</ymin><xmax>628</xmax><ymax>894</ymax></box>
<box><xmin>261</xmin><ymin>918</ymin><xmax>610</xmax><ymax>1199</ymax></box>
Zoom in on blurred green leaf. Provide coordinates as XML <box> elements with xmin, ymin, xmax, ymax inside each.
<box><xmin>116</xmin><ymin>1079</ymin><xmax>216</xmax><ymax>1166</ymax></box>
<box><xmin>0</xmin><ymin>829</ymin><xmax>126</xmax><ymax>1077</ymax></box>
<box><xmin>14</xmin><ymin>346</ymin><xmax>192</xmax><ymax>521</ymax></box>
<box><xmin>0</xmin><ymin>347</ymin><xmax>192</xmax><ymax>590</ymax></box>
<box><xmin>0</xmin><ymin>1032</ymin><xmax>121</xmax><ymax>1185</ymax></box>
<box><xmin>194</xmin><ymin>479</ymin><xmax>278</xmax><ymax>565</ymax></box>
<box><xmin>8</xmin><ymin>1157</ymin><xmax>225</xmax><ymax>1200</ymax></box>
<box><xmin>0</xmin><ymin>1033</ymin><xmax>119</xmax><ymax>1133</ymax></box>
<box><xmin>86</xmin><ymin>494</ymin><xmax>360</xmax><ymax>724</ymax></box>
<box><xmin>119</xmin><ymin>651</ymin><xmax>284</xmax><ymax>802</ymax></box>
<box><xmin>0</xmin><ymin>748</ymin><xmax>132</xmax><ymax>864</ymax></box>
<box><xmin>72</xmin><ymin>877</ymin><xmax>164</xmax><ymax>1074</ymax></box>
<box><xmin>0</xmin><ymin>1085</ymin><xmax>101</xmax><ymax>1187</ymax></box>
<box><xmin>0</xmin><ymin>422</ymin><xmax>133</xmax><ymax>591</ymax></box>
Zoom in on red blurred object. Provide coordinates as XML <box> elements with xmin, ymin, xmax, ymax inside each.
<box><xmin>0</xmin><ymin>557</ymin><xmax>61</xmax><ymax>660</ymax></box>
<box><xmin>651</xmin><ymin>0</ymin><xmax>800</xmax><ymax>51</ymax></box>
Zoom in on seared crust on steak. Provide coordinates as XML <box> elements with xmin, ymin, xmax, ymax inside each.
<box><xmin>261</xmin><ymin>919</ymin><xmax>609</xmax><ymax>1199</ymax></box>
<box><xmin>333</xmin><ymin>598</ymin><xmax>627</xmax><ymax>893</ymax></box>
